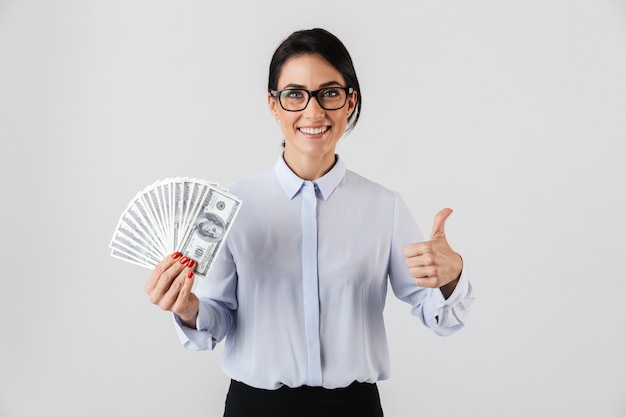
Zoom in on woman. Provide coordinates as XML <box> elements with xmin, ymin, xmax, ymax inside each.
<box><xmin>145</xmin><ymin>28</ymin><xmax>474</xmax><ymax>417</ymax></box>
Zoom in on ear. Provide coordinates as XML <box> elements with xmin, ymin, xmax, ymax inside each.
<box><xmin>268</xmin><ymin>92</ymin><xmax>279</xmax><ymax>119</ymax></box>
<box><xmin>346</xmin><ymin>89</ymin><xmax>357</xmax><ymax>117</ymax></box>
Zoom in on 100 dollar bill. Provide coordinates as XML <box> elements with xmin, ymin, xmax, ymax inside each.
<box><xmin>178</xmin><ymin>186</ymin><xmax>242</xmax><ymax>276</ymax></box>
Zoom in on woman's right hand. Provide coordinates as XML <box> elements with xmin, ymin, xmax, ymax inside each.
<box><xmin>145</xmin><ymin>252</ymin><xmax>199</xmax><ymax>328</ymax></box>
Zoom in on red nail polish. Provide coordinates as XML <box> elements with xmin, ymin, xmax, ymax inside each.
<box><xmin>172</xmin><ymin>252</ymin><xmax>181</xmax><ymax>259</ymax></box>
<box><xmin>187</xmin><ymin>271</ymin><xmax>194</xmax><ymax>279</ymax></box>
<box><xmin>180</xmin><ymin>256</ymin><xmax>189</xmax><ymax>265</ymax></box>
<box><xmin>187</xmin><ymin>259</ymin><xmax>195</xmax><ymax>268</ymax></box>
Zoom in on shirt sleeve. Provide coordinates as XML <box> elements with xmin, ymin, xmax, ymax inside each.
<box><xmin>388</xmin><ymin>192</ymin><xmax>475</xmax><ymax>336</ymax></box>
<box><xmin>172</xmin><ymin>240</ymin><xmax>238</xmax><ymax>350</ymax></box>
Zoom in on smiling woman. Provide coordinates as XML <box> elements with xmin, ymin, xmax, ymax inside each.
<box><xmin>143</xmin><ymin>27</ymin><xmax>474</xmax><ymax>417</ymax></box>
<box><xmin>268</xmin><ymin>53</ymin><xmax>357</xmax><ymax>180</ymax></box>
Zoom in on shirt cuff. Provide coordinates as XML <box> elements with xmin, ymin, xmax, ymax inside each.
<box><xmin>427</xmin><ymin>270</ymin><xmax>475</xmax><ymax>334</ymax></box>
<box><xmin>172</xmin><ymin>303</ymin><xmax>217</xmax><ymax>351</ymax></box>
<box><xmin>441</xmin><ymin>269</ymin><xmax>470</xmax><ymax>306</ymax></box>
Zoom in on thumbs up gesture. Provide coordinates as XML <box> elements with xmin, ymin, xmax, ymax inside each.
<box><xmin>403</xmin><ymin>208</ymin><xmax>463</xmax><ymax>297</ymax></box>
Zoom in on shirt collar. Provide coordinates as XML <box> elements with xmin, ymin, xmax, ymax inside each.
<box><xmin>274</xmin><ymin>152</ymin><xmax>346</xmax><ymax>201</ymax></box>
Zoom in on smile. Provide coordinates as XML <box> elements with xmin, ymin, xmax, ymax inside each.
<box><xmin>299</xmin><ymin>126</ymin><xmax>329</xmax><ymax>135</ymax></box>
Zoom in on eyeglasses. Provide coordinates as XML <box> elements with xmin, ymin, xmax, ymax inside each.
<box><xmin>270</xmin><ymin>87</ymin><xmax>354</xmax><ymax>112</ymax></box>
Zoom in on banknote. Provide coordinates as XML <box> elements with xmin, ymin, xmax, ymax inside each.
<box><xmin>178</xmin><ymin>186</ymin><xmax>241</xmax><ymax>276</ymax></box>
<box><xmin>109</xmin><ymin>178</ymin><xmax>242</xmax><ymax>277</ymax></box>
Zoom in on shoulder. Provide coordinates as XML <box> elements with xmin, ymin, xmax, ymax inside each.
<box><xmin>335</xmin><ymin>169</ymin><xmax>402</xmax><ymax>214</ymax></box>
<box><xmin>342</xmin><ymin>169</ymin><xmax>397</xmax><ymax>199</ymax></box>
<box><xmin>225</xmin><ymin>167</ymin><xmax>275</xmax><ymax>194</ymax></box>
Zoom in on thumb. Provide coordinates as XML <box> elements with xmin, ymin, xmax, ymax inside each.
<box><xmin>181</xmin><ymin>268</ymin><xmax>195</xmax><ymax>297</ymax></box>
<box><xmin>430</xmin><ymin>208</ymin><xmax>453</xmax><ymax>240</ymax></box>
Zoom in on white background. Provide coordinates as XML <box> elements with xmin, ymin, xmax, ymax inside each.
<box><xmin>1</xmin><ymin>1</ymin><xmax>625</xmax><ymax>416</ymax></box>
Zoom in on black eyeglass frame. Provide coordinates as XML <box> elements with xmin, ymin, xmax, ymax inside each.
<box><xmin>269</xmin><ymin>87</ymin><xmax>354</xmax><ymax>112</ymax></box>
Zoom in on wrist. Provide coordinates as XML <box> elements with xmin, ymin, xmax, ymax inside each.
<box><xmin>455</xmin><ymin>252</ymin><xmax>463</xmax><ymax>279</ymax></box>
<box><xmin>179</xmin><ymin>312</ymin><xmax>198</xmax><ymax>328</ymax></box>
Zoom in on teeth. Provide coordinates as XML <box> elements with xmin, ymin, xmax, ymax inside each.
<box><xmin>300</xmin><ymin>126</ymin><xmax>328</xmax><ymax>135</ymax></box>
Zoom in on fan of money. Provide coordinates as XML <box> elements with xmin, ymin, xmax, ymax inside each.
<box><xmin>109</xmin><ymin>177</ymin><xmax>242</xmax><ymax>277</ymax></box>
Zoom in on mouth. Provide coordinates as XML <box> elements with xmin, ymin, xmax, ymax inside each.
<box><xmin>298</xmin><ymin>126</ymin><xmax>330</xmax><ymax>136</ymax></box>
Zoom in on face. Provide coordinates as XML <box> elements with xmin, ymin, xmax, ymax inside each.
<box><xmin>268</xmin><ymin>54</ymin><xmax>357</xmax><ymax>175</ymax></box>
<box><xmin>197</xmin><ymin>215</ymin><xmax>225</xmax><ymax>242</ymax></box>
<box><xmin>202</xmin><ymin>221</ymin><xmax>223</xmax><ymax>239</ymax></box>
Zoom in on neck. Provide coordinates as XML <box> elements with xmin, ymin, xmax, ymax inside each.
<box><xmin>283</xmin><ymin>150</ymin><xmax>337</xmax><ymax>181</ymax></box>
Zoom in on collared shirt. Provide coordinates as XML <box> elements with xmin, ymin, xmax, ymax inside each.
<box><xmin>174</xmin><ymin>154</ymin><xmax>474</xmax><ymax>390</ymax></box>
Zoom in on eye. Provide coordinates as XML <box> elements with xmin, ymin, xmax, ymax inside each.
<box><xmin>283</xmin><ymin>89</ymin><xmax>305</xmax><ymax>100</ymax></box>
<box><xmin>321</xmin><ymin>88</ymin><xmax>340</xmax><ymax>98</ymax></box>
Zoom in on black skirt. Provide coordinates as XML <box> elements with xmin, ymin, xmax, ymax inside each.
<box><xmin>223</xmin><ymin>379</ymin><xmax>384</xmax><ymax>417</ymax></box>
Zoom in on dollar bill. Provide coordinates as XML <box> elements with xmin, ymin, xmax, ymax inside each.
<box><xmin>178</xmin><ymin>186</ymin><xmax>241</xmax><ymax>276</ymax></box>
<box><xmin>110</xmin><ymin>177</ymin><xmax>241</xmax><ymax>277</ymax></box>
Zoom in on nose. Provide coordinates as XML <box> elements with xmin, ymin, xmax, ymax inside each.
<box><xmin>303</xmin><ymin>94</ymin><xmax>325</xmax><ymax>118</ymax></box>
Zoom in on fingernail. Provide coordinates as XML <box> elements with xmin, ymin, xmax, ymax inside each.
<box><xmin>187</xmin><ymin>271</ymin><xmax>194</xmax><ymax>279</ymax></box>
<box><xmin>172</xmin><ymin>252</ymin><xmax>181</xmax><ymax>259</ymax></box>
<box><xmin>187</xmin><ymin>259</ymin><xmax>195</xmax><ymax>268</ymax></box>
<box><xmin>180</xmin><ymin>256</ymin><xmax>189</xmax><ymax>265</ymax></box>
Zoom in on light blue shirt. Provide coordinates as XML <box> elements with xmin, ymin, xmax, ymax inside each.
<box><xmin>175</xmin><ymin>154</ymin><xmax>474</xmax><ymax>390</ymax></box>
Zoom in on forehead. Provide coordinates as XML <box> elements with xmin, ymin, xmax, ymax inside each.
<box><xmin>277</xmin><ymin>53</ymin><xmax>345</xmax><ymax>88</ymax></box>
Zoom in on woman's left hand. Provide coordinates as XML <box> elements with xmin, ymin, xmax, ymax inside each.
<box><xmin>403</xmin><ymin>208</ymin><xmax>463</xmax><ymax>297</ymax></box>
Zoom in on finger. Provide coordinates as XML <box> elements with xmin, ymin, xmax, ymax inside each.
<box><xmin>403</xmin><ymin>242</ymin><xmax>430</xmax><ymax>258</ymax></box>
<box><xmin>414</xmin><ymin>277</ymin><xmax>439</xmax><ymax>288</ymax></box>
<box><xmin>181</xmin><ymin>268</ymin><xmax>195</xmax><ymax>297</ymax></box>
<box><xmin>404</xmin><ymin>251</ymin><xmax>435</xmax><ymax>268</ymax></box>
<box><xmin>430</xmin><ymin>208</ymin><xmax>453</xmax><ymax>240</ymax></box>
<box><xmin>173</xmin><ymin>268</ymin><xmax>195</xmax><ymax>311</ymax></box>
<box><xmin>149</xmin><ymin>255</ymin><xmax>190</xmax><ymax>305</ymax></box>
<box><xmin>145</xmin><ymin>252</ymin><xmax>182</xmax><ymax>293</ymax></box>
<box><xmin>408</xmin><ymin>265</ymin><xmax>438</xmax><ymax>279</ymax></box>
<box><xmin>156</xmin><ymin>267</ymin><xmax>189</xmax><ymax>311</ymax></box>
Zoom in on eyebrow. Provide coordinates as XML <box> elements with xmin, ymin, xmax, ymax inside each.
<box><xmin>281</xmin><ymin>81</ymin><xmax>344</xmax><ymax>90</ymax></box>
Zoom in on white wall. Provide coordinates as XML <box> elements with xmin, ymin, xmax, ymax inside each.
<box><xmin>1</xmin><ymin>1</ymin><xmax>625</xmax><ymax>416</ymax></box>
